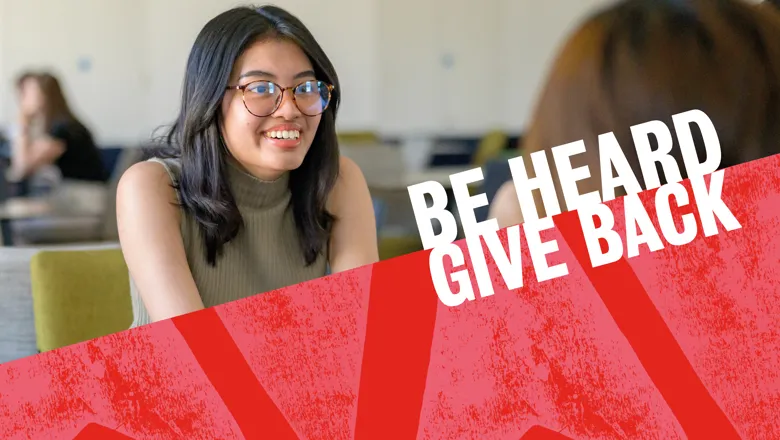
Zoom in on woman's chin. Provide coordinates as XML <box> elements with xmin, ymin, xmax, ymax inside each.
<box><xmin>278</xmin><ymin>156</ymin><xmax>307</xmax><ymax>172</ymax></box>
<box><xmin>257</xmin><ymin>154</ymin><xmax>307</xmax><ymax>176</ymax></box>
<box><xmin>262</xmin><ymin>144</ymin><xmax>309</xmax><ymax>167</ymax></box>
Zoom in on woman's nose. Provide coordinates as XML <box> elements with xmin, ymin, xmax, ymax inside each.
<box><xmin>273</xmin><ymin>89</ymin><xmax>301</xmax><ymax>119</ymax></box>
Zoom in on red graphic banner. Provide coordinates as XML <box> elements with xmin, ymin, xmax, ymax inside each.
<box><xmin>0</xmin><ymin>154</ymin><xmax>778</xmax><ymax>439</ymax></box>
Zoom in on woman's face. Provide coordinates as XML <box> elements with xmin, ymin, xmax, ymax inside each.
<box><xmin>221</xmin><ymin>38</ymin><xmax>323</xmax><ymax>181</ymax></box>
<box><xmin>19</xmin><ymin>78</ymin><xmax>44</xmax><ymax>117</ymax></box>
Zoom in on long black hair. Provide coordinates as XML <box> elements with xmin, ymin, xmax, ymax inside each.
<box><xmin>152</xmin><ymin>5</ymin><xmax>341</xmax><ymax>267</ymax></box>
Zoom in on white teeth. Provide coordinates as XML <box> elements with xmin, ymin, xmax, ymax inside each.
<box><xmin>266</xmin><ymin>130</ymin><xmax>300</xmax><ymax>140</ymax></box>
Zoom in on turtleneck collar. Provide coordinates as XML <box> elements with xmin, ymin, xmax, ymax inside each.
<box><xmin>225</xmin><ymin>159</ymin><xmax>290</xmax><ymax>210</ymax></box>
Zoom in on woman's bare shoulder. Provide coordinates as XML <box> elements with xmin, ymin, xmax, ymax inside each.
<box><xmin>116</xmin><ymin>160</ymin><xmax>203</xmax><ymax>323</ymax></box>
<box><xmin>117</xmin><ymin>160</ymin><xmax>181</xmax><ymax>222</ymax></box>
<box><xmin>119</xmin><ymin>160</ymin><xmax>177</xmax><ymax>199</ymax></box>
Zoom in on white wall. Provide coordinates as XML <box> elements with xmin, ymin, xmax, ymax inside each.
<box><xmin>138</xmin><ymin>0</ymin><xmax>380</xmax><ymax>140</ymax></box>
<box><xmin>497</xmin><ymin>0</ymin><xmax>615</xmax><ymax>131</ymax></box>
<box><xmin>0</xmin><ymin>0</ymin><xmax>149</xmax><ymax>144</ymax></box>
<box><xmin>0</xmin><ymin>0</ymin><xmax>9</xmax><ymax>134</ymax></box>
<box><xmin>0</xmin><ymin>0</ymin><xmax>611</xmax><ymax>145</ymax></box>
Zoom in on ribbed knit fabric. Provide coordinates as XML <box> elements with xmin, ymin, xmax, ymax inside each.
<box><xmin>129</xmin><ymin>157</ymin><xmax>328</xmax><ymax>327</ymax></box>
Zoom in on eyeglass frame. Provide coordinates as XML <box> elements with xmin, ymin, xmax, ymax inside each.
<box><xmin>225</xmin><ymin>79</ymin><xmax>336</xmax><ymax>117</ymax></box>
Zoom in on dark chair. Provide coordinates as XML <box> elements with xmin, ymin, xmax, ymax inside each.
<box><xmin>373</xmin><ymin>198</ymin><xmax>387</xmax><ymax>233</ymax></box>
<box><xmin>0</xmin><ymin>130</ymin><xmax>10</xmax><ymax>159</ymax></box>
<box><xmin>99</xmin><ymin>147</ymin><xmax>125</xmax><ymax>178</ymax></box>
<box><xmin>0</xmin><ymin>158</ymin><xmax>10</xmax><ymax>203</ymax></box>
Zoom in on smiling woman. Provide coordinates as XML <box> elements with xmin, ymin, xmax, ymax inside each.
<box><xmin>116</xmin><ymin>5</ymin><xmax>379</xmax><ymax>326</ymax></box>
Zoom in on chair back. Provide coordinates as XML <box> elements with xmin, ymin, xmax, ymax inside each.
<box><xmin>472</xmin><ymin>130</ymin><xmax>509</xmax><ymax>167</ymax></box>
<box><xmin>99</xmin><ymin>146</ymin><xmax>125</xmax><ymax>178</ymax></box>
<box><xmin>0</xmin><ymin>243</ymin><xmax>119</xmax><ymax>363</ymax></box>
<box><xmin>372</xmin><ymin>198</ymin><xmax>388</xmax><ymax>234</ymax></box>
<box><xmin>0</xmin><ymin>247</ymin><xmax>42</xmax><ymax>362</ymax></box>
<box><xmin>0</xmin><ymin>158</ymin><xmax>9</xmax><ymax>203</ymax></box>
<box><xmin>30</xmin><ymin>248</ymin><xmax>132</xmax><ymax>352</ymax></box>
<box><xmin>338</xmin><ymin>131</ymin><xmax>380</xmax><ymax>145</ymax></box>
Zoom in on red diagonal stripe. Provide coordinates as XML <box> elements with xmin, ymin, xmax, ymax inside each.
<box><xmin>354</xmin><ymin>251</ymin><xmax>440</xmax><ymax>438</ymax></box>
<box><xmin>555</xmin><ymin>210</ymin><xmax>741</xmax><ymax>439</ymax></box>
<box><xmin>173</xmin><ymin>309</ymin><xmax>299</xmax><ymax>440</ymax></box>
<box><xmin>520</xmin><ymin>425</ymin><xmax>574</xmax><ymax>440</ymax></box>
<box><xmin>73</xmin><ymin>423</ymin><xmax>134</xmax><ymax>439</ymax></box>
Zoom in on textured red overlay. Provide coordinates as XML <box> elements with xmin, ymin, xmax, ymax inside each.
<box><xmin>73</xmin><ymin>423</ymin><xmax>134</xmax><ymax>439</ymax></box>
<box><xmin>172</xmin><ymin>309</ymin><xmax>299</xmax><ymax>439</ymax></box>
<box><xmin>0</xmin><ymin>154</ymin><xmax>777</xmax><ymax>439</ymax></box>
<box><xmin>555</xmin><ymin>212</ymin><xmax>740</xmax><ymax>439</ymax></box>
<box><xmin>354</xmin><ymin>250</ymin><xmax>439</xmax><ymax>438</ymax></box>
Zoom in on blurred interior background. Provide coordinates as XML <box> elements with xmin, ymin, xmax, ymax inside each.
<box><xmin>0</xmin><ymin>0</ymin><xmax>775</xmax><ymax>364</ymax></box>
<box><xmin>0</xmin><ymin>0</ymin><xmax>619</xmax><ymax>255</ymax></box>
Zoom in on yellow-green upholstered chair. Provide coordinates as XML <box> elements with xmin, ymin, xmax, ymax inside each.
<box><xmin>378</xmin><ymin>236</ymin><xmax>424</xmax><ymax>261</ymax></box>
<box><xmin>338</xmin><ymin>131</ymin><xmax>380</xmax><ymax>145</ymax></box>
<box><xmin>472</xmin><ymin>130</ymin><xmax>509</xmax><ymax>167</ymax></box>
<box><xmin>29</xmin><ymin>248</ymin><xmax>133</xmax><ymax>352</ymax></box>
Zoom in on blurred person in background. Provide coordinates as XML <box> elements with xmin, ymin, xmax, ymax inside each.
<box><xmin>489</xmin><ymin>0</ymin><xmax>780</xmax><ymax>228</ymax></box>
<box><xmin>4</xmin><ymin>71</ymin><xmax>36</xmax><ymax>142</ymax></box>
<box><xmin>117</xmin><ymin>5</ymin><xmax>379</xmax><ymax>326</ymax></box>
<box><xmin>10</xmin><ymin>72</ymin><xmax>107</xmax><ymax>184</ymax></box>
<box><xmin>0</xmin><ymin>72</ymin><xmax>37</xmax><ymax>178</ymax></box>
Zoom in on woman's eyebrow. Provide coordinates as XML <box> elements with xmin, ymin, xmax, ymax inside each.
<box><xmin>238</xmin><ymin>70</ymin><xmax>316</xmax><ymax>81</ymax></box>
<box><xmin>238</xmin><ymin>70</ymin><xmax>275</xmax><ymax>80</ymax></box>
<box><xmin>293</xmin><ymin>70</ymin><xmax>316</xmax><ymax>79</ymax></box>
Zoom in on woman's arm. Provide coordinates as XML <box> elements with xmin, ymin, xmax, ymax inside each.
<box><xmin>116</xmin><ymin>161</ymin><xmax>205</xmax><ymax>322</ymax></box>
<box><xmin>327</xmin><ymin>156</ymin><xmax>380</xmax><ymax>273</ymax></box>
<box><xmin>10</xmin><ymin>131</ymin><xmax>65</xmax><ymax>180</ymax></box>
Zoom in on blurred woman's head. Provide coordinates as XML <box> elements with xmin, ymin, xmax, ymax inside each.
<box><xmin>15</xmin><ymin>71</ymin><xmax>36</xmax><ymax>95</ymax></box>
<box><xmin>160</xmin><ymin>5</ymin><xmax>341</xmax><ymax>265</ymax></box>
<box><xmin>18</xmin><ymin>72</ymin><xmax>75</xmax><ymax>128</ymax></box>
<box><xmin>17</xmin><ymin>73</ymin><xmax>41</xmax><ymax>117</ymax></box>
<box><xmin>521</xmin><ymin>0</ymin><xmax>780</xmax><ymax>215</ymax></box>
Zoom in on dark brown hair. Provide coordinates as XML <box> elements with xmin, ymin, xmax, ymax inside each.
<box><xmin>26</xmin><ymin>73</ymin><xmax>78</xmax><ymax>132</ymax></box>
<box><xmin>521</xmin><ymin>0</ymin><xmax>780</xmax><ymax>216</ymax></box>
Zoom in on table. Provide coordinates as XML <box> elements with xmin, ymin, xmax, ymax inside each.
<box><xmin>340</xmin><ymin>143</ymin><xmax>477</xmax><ymax>240</ymax></box>
<box><xmin>0</xmin><ymin>198</ymin><xmax>56</xmax><ymax>246</ymax></box>
<box><xmin>405</xmin><ymin>165</ymin><xmax>477</xmax><ymax>188</ymax></box>
<box><xmin>340</xmin><ymin>143</ymin><xmax>475</xmax><ymax>190</ymax></box>
<box><xmin>364</xmin><ymin>165</ymin><xmax>475</xmax><ymax>190</ymax></box>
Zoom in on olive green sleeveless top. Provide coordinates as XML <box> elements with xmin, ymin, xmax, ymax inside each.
<box><xmin>129</xmin><ymin>157</ymin><xmax>328</xmax><ymax>327</ymax></box>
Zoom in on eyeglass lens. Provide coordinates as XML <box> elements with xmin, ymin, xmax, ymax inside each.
<box><xmin>243</xmin><ymin>80</ymin><xmax>331</xmax><ymax>116</ymax></box>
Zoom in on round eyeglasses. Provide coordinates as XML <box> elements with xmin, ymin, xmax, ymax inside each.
<box><xmin>226</xmin><ymin>80</ymin><xmax>335</xmax><ymax>117</ymax></box>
